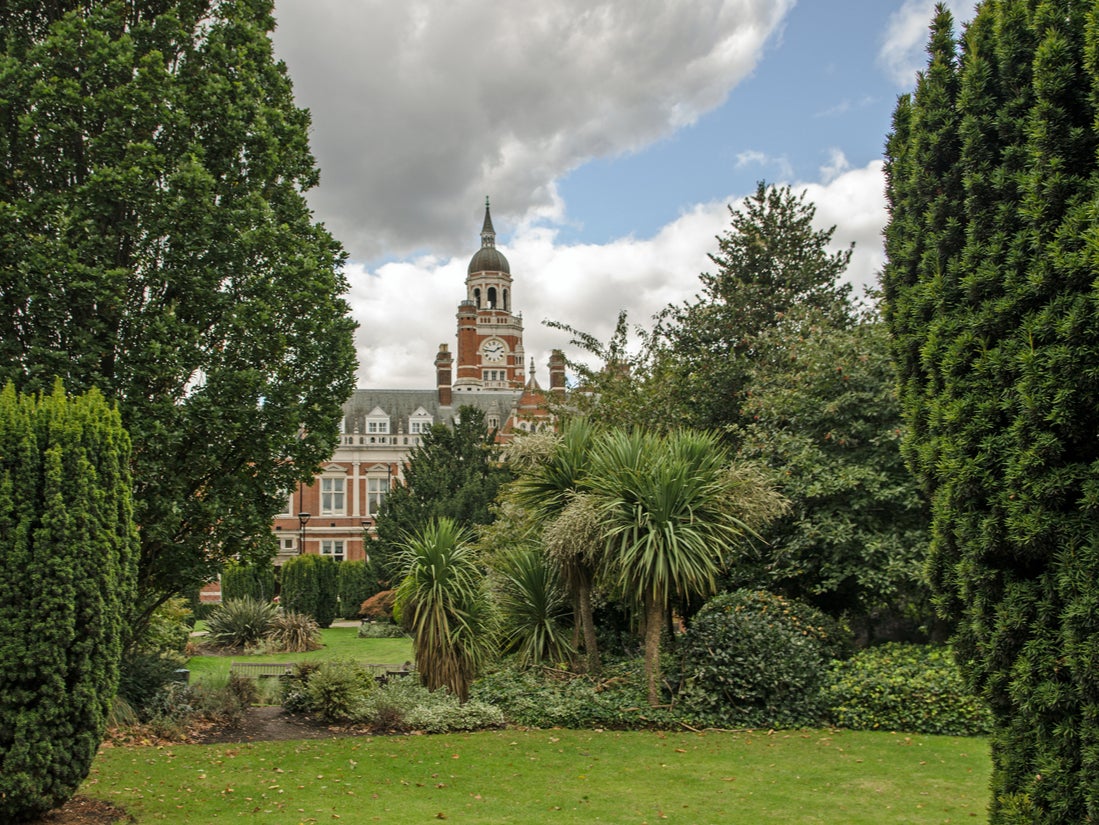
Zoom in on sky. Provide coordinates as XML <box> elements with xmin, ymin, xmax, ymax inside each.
<box><xmin>270</xmin><ymin>0</ymin><xmax>976</xmax><ymax>390</ymax></box>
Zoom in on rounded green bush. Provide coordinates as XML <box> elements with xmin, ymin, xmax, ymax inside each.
<box><xmin>824</xmin><ymin>643</ymin><xmax>992</xmax><ymax>735</ymax></box>
<box><xmin>676</xmin><ymin>590</ymin><xmax>845</xmax><ymax>729</ymax></box>
<box><xmin>221</xmin><ymin>560</ymin><xmax>276</xmax><ymax>603</ymax></box>
<box><xmin>303</xmin><ymin>660</ymin><xmax>377</xmax><ymax>722</ymax></box>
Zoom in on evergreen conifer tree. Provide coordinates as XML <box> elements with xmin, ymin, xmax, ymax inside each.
<box><xmin>882</xmin><ymin>3</ymin><xmax>1099</xmax><ymax>819</ymax></box>
<box><xmin>0</xmin><ymin>382</ymin><xmax>138</xmax><ymax>822</ymax></box>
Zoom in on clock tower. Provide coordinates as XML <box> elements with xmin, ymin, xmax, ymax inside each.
<box><xmin>452</xmin><ymin>198</ymin><xmax>525</xmax><ymax>393</ymax></box>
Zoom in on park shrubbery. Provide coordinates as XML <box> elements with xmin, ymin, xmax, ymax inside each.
<box><xmin>282</xmin><ymin>663</ymin><xmax>504</xmax><ymax>732</ymax></box>
<box><xmin>281</xmin><ymin>554</ymin><xmax>339</xmax><ymax>627</ymax></box>
<box><xmin>0</xmin><ymin>384</ymin><xmax>138</xmax><ymax>822</ymax></box>
<box><xmin>205</xmin><ymin>597</ymin><xmax>279</xmax><ymax>650</ymax></box>
<box><xmin>824</xmin><ymin>643</ymin><xmax>992</xmax><ymax>736</ymax></box>
<box><xmin>472</xmin><ymin>660</ymin><xmax>677</xmax><ymax>730</ymax></box>
<box><xmin>221</xmin><ymin>560</ymin><xmax>277</xmax><ymax>603</ymax></box>
<box><xmin>675</xmin><ymin>590</ymin><xmax>847</xmax><ymax>729</ymax></box>
<box><xmin>338</xmin><ymin>559</ymin><xmax>381</xmax><ymax>619</ymax></box>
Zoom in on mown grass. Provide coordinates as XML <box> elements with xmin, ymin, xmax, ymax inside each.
<box><xmin>186</xmin><ymin>626</ymin><xmax>413</xmax><ymax>683</ymax></box>
<box><xmin>84</xmin><ymin>728</ymin><xmax>989</xmax><ymax>823</ymax></box>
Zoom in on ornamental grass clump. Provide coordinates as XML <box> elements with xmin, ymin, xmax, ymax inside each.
<box><xmin>265</xmin><ymin>611</ymin><xmax>321</xmax><ymax>653</ymax></box>
<box><xmin>205</xmin><ymin>596</ymin><xmax>278</xmax><ymax>651</ymax></box>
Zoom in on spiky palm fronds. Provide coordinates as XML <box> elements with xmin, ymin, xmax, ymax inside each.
<box><xmin>395</xmin><ymin>518</ymin><xmax>496</xmax><ymax>702</ymax></box>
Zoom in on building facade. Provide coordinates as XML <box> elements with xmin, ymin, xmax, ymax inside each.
<box><xmin>269</xmin><ymin>200</ymin><xmax>564</xmax><ymax>566</ymax></box>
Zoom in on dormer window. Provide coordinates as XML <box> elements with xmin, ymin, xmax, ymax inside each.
<box><xmin>409</xmin><ymin>407</ymin><xmax>433</xmax><ymax>434</ymax></box>
<box><xmin>365</xmin><ymin>406</ymin><xmax>389</xmax><ymax>434</ymax></box>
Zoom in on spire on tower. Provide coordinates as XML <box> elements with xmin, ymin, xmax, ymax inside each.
<box><xmin>480</xmin><ymin>196</ymin><xmax>496</xmax><ymax>248</ymax></box>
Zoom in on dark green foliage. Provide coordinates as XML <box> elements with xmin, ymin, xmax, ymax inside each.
<box><xmin>117</xmin><ymin>651</ymin><xmax>188</xmax><ymax>721</ymax></box>
<box><xmin>395</xmin><ymin>518</ymin><xmax>497</xmax><ymax>702</ymax></box>
<box><xmin>493</xmin><ymin>545</ymin><xmax>574</xmax><ymax>667</ymax></box>
<box><xmin>205</xmin><ymin>596</ymin><xmax>277</xmax><ymax>650</ymax></box>
<box><xmin>825</xmin><ymin>643</ymin><xmax>991</xmax><ymax>736</ymax></box>
<box><xmin>280</xmin><ymin>554</ymin><xmax>339</xmax><ymax>628</ymax></box>
<box><xmin>0</xmin><ymin>1</ymin><xmax>358</xmax><ymax>626</ymax></box>
<box><xmin>676</xmin><ymin>590</ymin><xmax>843</xmax><ymax>729</ymax></box>
<box><xmin>736</xmin><ymin>313</ymin><xmax>934</xmax><ymax>632</ymax></box>
<box><xmin>882</xmin><ymin>3</ymin><xmax>1099</xmax><ymax>820</ymax></box>
<box><xmin>658</xmin><ymin>182</ymin><xmax>856</xmax><ymax>435</ymax></box>
<box><xmin>338</xmin><ymin>560</ymin><xmax>380</xmax><ymax>619</ymax></box>
<box><xmin>0</xmin><ymin>382</ymin><xmax>137</xmax><ymax>822</ymax></box>
<box><xmin>303</xmin><ymin>660</ymin><xmax>377</xmax><ymax>722</ymax></box>
<box><xmin>221</xmin><ymin>560</ymin><xmax>277</xmax><ymax>603</ymax></box>
<box><xmin>373</xmin><ymin>406</ymin><xmax>514</xmax><ymax>576</ymax></box>
<box><xmin>472</xmin><ymin>661</ymin><xmax>678</xmax><ymax>730</ymax></box>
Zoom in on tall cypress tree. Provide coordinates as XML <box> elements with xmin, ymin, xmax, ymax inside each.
<box><xmin>883</xmin><ymin>2</ymin><xmax>1099</xmax><ymax>820</ymax></box>
<box><xmin>0</xmin><ymin>382</ymin><xmax>138</xmax><ymax>822</ymax></box>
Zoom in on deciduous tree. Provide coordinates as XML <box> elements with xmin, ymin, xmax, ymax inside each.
<box><xmin>0</xmin><ymin>0</ymin><xmax>357</xmax><ymax>625</ymax></box>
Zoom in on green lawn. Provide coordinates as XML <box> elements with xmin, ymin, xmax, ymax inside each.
<box><xmin>83</xmin><ymin>728</ymin><xmax>989</xmax><ymax>823</ymax></box>
<box><xmin>187</xmin><ymin>626</ymin><xmax>413</xmax><ymax>683</ymax></box>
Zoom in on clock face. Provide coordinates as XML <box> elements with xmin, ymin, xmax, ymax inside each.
<box><xmin>483</xmin><ymin>340</ymin><xmax>506</xmax><ymax>362</ymax></box>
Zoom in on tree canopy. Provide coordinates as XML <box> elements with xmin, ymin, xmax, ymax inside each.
<box><xmin>373</xmin><ymin>406</ymin><xmax>513</xmax><ymax>579</ymax></box>
<box><xmin>882</xmin><ymin>3</ymin><xmax>1099</xmax><ymax>820</ymax></box>
<box><xmin>0</xmin><ymin>1</ymin><xmax>357</xmax><ymax>620</ymax></box>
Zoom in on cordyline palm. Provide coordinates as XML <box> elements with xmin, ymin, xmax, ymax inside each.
<box><xmin>496</xmin><ymin>545</ymin><xmax>574</xmax><ymax>668</ymax></box>
<box><xmin>511</xmin><ymin>419</ymin><xmax>604</xmax><ymax>674</ymax></box>
<box><xmin>394</xmin><ymin>517</ymin><xmax>495</xmax><ymax>702</ymax></box>
<box><xmin>588</xmin><ymin>428</ymin><xmax>777</xmax><ymax>706</ymax></box>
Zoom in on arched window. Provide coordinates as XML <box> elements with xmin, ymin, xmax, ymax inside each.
<box><xmin>502</xmin><ymin>288</ymin><xmax>509</xmax><ymax>311</ymax></box>
<box><xmin>473</xmin><ymin>287</ymin><xmax>481</xmax><ymax>308</ymax></box>
<box><xmin>487</xmin><ymin>286</ymin><xmax>497</xmax><ymax>308</ymax></box>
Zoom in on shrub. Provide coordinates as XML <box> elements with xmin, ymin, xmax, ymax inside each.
<box><xmin>134</xmin><ymin>596</ymin><xmax>193</xmax><ymax>661</ymax></box>
<box><xmin>357</xmin><ymin>678</ymin><xmax>505</xmax><ymax>733</ymax></box>
<box><xmin>338</xmin><ymin>559</ymin><xmax>380</xmax><ymax>619</ymax></box>
<box><xmin>0</xmin><ymin>384</ymin><xmax>138</xmax><ymax>822</ymax></box>
<box><xmin>357</xmin><ymin>621</ymin><xmax>408</xmax><ymax>639</ymax></box>
<box><xmin>472</xmin><ymin>660</ymin><xmax>678</xmax><ymax>730</ymax></box>
<box><xmin>117</xmin><ymin>652</ymin><xmax>189</xmax><ymax>720</ymax></box>
<box><xmin>303</xmin><ymin>660</ymin><xmax>377</xmax><ymax>722</ymax></box>
<box><xmin>221</xmin><ymin>559</ymin><xmax>277</xmax><ymax>603</ymax></box>
<box><xmin>359</xmin><ymin>588</ymin><xmax>397</xmax><ymax>621</ymax></box>
<box><xmin>675</xmin><ymin>590</ymin><xmax>843</xmax><ymax>729</ymax></box>
<box><xmin>205</xmin><ymin>597</ymin><xmax>277</xmax><ymax>650</ymax></box>
<box><xmin>824</xmin><ymin>643</ymin><xmax>992</xmax><ymax>736</ymax></box>
<box><xmin>265</xmin><ymin>611</ymin><xmax>321</xmax><ymax>653</ymax></box>
<box><xmin>281</xmin><ymin>554</ymin><xmax>340</xmax><ymax>628</ymax></box>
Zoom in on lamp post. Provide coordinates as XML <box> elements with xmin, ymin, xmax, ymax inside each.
<box><xmin>297</xmin><ymin>511</ymin><xmax>311</xmax><ymax>555</ymax></box>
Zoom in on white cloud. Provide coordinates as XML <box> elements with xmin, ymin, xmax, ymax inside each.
<box><xmin>348</xmin><ymin>160</ymin><xmax>888</xmax><ymax>388</ymax></box>
<box><xmin>271</xmin><ymin>0</ymin><xmax>795</xmax><ymax>262</ymax></box>
<box><xmin>819</xmin><ymin>148</ymin><xmax>850</xmax><ymax>184</ymax></box>
<box><xmin>735</xmin><ymin>149</ymin><xmax>794</xmax><ymax>181</ymax></box>
<box><xmin>878</xmin><ymin>0</ymin><xmax>976</xmax><ymax>88</ymax></box>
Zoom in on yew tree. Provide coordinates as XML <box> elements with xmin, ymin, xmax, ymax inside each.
<box><xmin>0</xmin><ymin>1</ymin><xmax>357</xmax><ymax>623</ymax></box>
<box><xmin>883</xmin><ymin>3</ymin><xmax>1099</xmax><ymax>820</ymax></box>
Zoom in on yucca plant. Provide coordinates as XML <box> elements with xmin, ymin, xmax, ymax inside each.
<box><xmin>495</xmin><ymin>545</ymin><xmax>573</xmax><ymax>668</ymax></box>
<box><xmin>265</xmin><ymin>611</ymin><xmax>321</xmax><ymax>653</ymax></box>
<box><xmin>205</xmin><ymin>596</ymin><xmax>278</xmax><ymax>650</ymax></box>
<box><xmin>395</xmin><ymin>518</ymin><xmax>496</xmax><ymax>701</ymax></box>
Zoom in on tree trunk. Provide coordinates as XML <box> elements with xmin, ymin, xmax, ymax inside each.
<box><xmin>578</xmin><ymin>574</ymin><xmax>601</xmax><ymax>676</ymax></box>
<box><xmin>643</xmin><ymin>592</ymin><xmax>664</xmax><ymax>707</ymax></box>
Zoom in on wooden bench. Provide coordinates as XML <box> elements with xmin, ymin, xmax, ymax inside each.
<box><xmin>228</xmin><ymin>661</ymin><xmax>413</xmax><ymax>683</ymax></box>
<box><xmin>229</xmin><ymin>662</ymin><xmax>295</xmax><ymax>679</ymax></box>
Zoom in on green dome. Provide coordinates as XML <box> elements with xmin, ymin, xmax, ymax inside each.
<box><xmin>468</xmin><ymin>245</ymin><xmax>510</xmax><ymax>274</ymax></box>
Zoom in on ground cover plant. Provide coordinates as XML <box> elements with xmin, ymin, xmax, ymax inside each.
<box><xmin>186</xmin><ymin>627</ymin><xmax>412</xmax><ymax>683</ymax></box>
<box><xmin>81</xmin><ymin>728</ymin><xmax>990</xmax><ymax>823</ymax></box>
